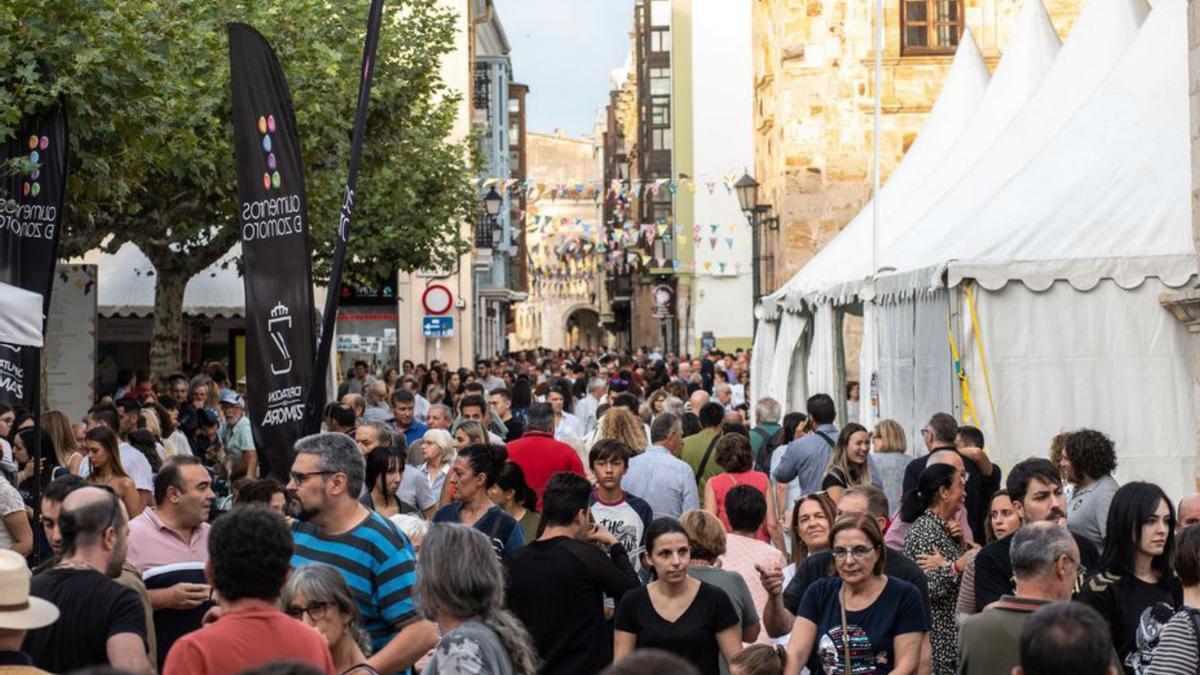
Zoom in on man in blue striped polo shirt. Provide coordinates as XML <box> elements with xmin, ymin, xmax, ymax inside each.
<box><xmin>288</xmin><ymin>432</ymin><xmax>437</xmax><ymax>673</ymax></box>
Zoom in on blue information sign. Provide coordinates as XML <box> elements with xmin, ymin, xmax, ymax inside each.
<box><xmin>422</xmin><ymin>315</ymin><xmax>454</xmax><ymax>338</ymax></box>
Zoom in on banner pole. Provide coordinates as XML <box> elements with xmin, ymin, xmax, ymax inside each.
<box><xmin>306</xmin><ymin>0</ymin><xmax>386</xmax><ymax>434</ymax></box>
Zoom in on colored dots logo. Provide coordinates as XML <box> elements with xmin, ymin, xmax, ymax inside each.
<box><xmin>257</xmin><ymin>112</ymin><xmax>281</xmax><ymax>190</ymax></box>
<box><xmin>22</xmin><ymin>135</ymin><xmax>49</xmax><ymax>201</ymax></box>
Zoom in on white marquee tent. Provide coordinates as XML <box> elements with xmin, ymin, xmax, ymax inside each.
<box><xmin>753</xmin><ymin>0</ymin><xmax>1196</xmax><ymax>497</ymax></box>
<box><xmin>74</xmin><ymin>242</ymin><xmax>245</xmax><ymax>318</ymax></box>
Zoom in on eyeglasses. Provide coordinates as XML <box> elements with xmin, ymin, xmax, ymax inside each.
<box><xmin>289</xmin><ymin>470</ymin><xmax>335</xmax><ymax>484</ymax></box>
<box><xmin>831</xmin><ymin>545</ymin><xmax>878</xmax><ymax>561</ymax></box>
<box><xmin>284</xmin><ymin>601</ymin><xmax>333</xmax><ymax>622</ymax></box>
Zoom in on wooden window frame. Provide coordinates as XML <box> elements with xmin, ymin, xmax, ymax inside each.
<box><xmin>900</xmin><ymin>0</ymin><xmax>963</xmax><ymax>56</ymax></box>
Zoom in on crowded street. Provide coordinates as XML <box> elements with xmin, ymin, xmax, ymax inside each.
<box><xmin>4</xmin><ymin>0</ymin><xmax>1200</xmax><ymax>674</ymax></box>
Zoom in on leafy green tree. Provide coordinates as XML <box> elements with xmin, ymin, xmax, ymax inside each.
<box><xmin>1</xmin><ymin>0</ymin><xmax>473</xmax><ymax>375</ymax></box>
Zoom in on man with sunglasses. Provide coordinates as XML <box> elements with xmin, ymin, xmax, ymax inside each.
<box><xmin>288</xmin><ymin>432</ymin><xmax>437</xmax><ymax>674</ymax></box>
<box><xmin>24</xmin><ymin>486</ymin><xmax>150</xmax><ymax>674</ymax></box>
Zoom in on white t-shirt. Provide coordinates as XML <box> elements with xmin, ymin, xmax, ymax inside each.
<box><xmin>0</xmin><ymin>477</ymin><xmax>24</xmax><ymax>551</ymax></box>
<box><xmin>79</xmin><ymin>442</ymin><xmax>154</xmax><ymax>492</ymax></box>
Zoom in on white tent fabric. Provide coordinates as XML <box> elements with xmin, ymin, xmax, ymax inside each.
<box><xmin>876</xmin><ymin>291</ymin><xmax>954</xmax><ymax>453</ymax></box>
<box><xmin>805</xmin><ymin>303</ymin><xmax>839</xmax><ymax>408</ymax></box>
<box><xmin>961</xmin><ymin>279</ymin><xmax>1194</xmax><ymax>500</ymax></box>
<box><xmin>880</xmin><ymin>0</ymin><xmax>1187</xmax><ymax>294</ymax></box>
<box><xmin>765</xmin><ymin>30</ymin><xmax>991</xmax><ymax>306</ymax></box>
<box><xmin>76</xmin><ymin>242</ymin><xmax>245</xmax><ymax>318</ymax></box>
<box><xmin>0</xmin><ymin>283</ymin><xmax>44</xmax><ymax>347</ymax></box>
<box><xmin>749</xmin><ymin>317</ymin><xmax>777</xmax><ymax>416</ymax></box>
<box><xmin>766</xmin><ymin>312</ymin><xmax>807</xmax><ymax>413</ymax></box>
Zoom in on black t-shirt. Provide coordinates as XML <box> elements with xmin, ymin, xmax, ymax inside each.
<box><xmin>506</xmin><ymin>536</ymin><xmax>640</xmax><ymax>675</ymax></box>
<box><xmin>798</xmin><ymin>576</ymin><xmax>928</xmax><ymax>674</ymax></box>
<box><xmin>23</xmin><ymin>567</ymin><xmax>147</xmax><ymax>673</ymax></box>
<box><xmin>1078</xmin><ymin>571</ymin><xmax>1184</xmax><ymax>674</ymax></box>
<box><xmin>614</xmin><ymin>581</ymin><xmax>740</xmax><ymax>675</ymax></box>
<box><xmin>503</xmin><ymin>416</ymin><xmax>525</xmax><ymax>442</ymax></box>
<box><xmin>973</xmin><ymin>530</ymin><xmax>1100</xmax><ymax>612</ymax></box>
<box><xmin>783</xmin><ymin>547</ymin><xmax>932</xmax><ymax>619</ymax></box>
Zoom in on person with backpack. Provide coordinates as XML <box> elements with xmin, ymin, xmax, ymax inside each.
<box><xmin>432</xmin><ymin>444</ymin><xmax>525</xmax><ymax>558</ymax></box>
<box><xmin>682</xmin><ymin>403</ymin><xmax>727</xmax><ymax>494</ymax></box>
<box><xmin>1146</xmin><ymin>524</ymin><xmax>1200</xmax><ymax>674</ymax></box>
<box><xmin>773</xmin><ymin>394</ymin><xmax>883</xmax><ymax>498</ymax></box>
<box><xmin>749</xmin><ymin>398</ymin><xmax>782</xmax><ymax>474</ymax></box>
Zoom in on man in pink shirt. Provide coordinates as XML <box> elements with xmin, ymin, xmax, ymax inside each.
<box><xmin>719</xmin><ymin>484</ymin><xmax>786</xmax><ymax>639</ymax></box>
<box><xmin>126</xmin><ymin>456</ymin><xmax>214</xmax><ymax>665</ymax></box>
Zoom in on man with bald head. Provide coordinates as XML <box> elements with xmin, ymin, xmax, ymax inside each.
<box><xmin>25</xmin><ymin>487</ymin><xmax>150</xmax><ymax>674</ymax></box>
<box><xmin>1179</xmin><ymin>493</ymin><xmax>1200</xmax><ymax>531</ymax></box>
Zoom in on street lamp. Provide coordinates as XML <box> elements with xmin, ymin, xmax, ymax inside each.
<box><xmin>737</xmin><ymin>172</ymin><xmax>779</xmax><ymax>334</ymax></box>
<box><xmin>484</xmin><ymin>186</ymin><xmax>503</xmax><ymax>217</ymax></box>
<box><xmin>484</xmin><ymin>186</ymin><xmax>503</xmax><ymax>248</ymax></box>
<box><xmin>735</xmin><ymin>173</ymin><xmax>759</xmax><ymax>215</ymax></box>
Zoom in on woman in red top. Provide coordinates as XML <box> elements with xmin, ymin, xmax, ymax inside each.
<box><xmin>704</xmin><ymin>434</ymin><xmax>783</xmax><ymax>549</ymax></box>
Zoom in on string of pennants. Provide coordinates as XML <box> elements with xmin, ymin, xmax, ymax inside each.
<box><xmin>526</xmin><ymin>215</ymin><xmax>751</xmax><ymax>289</ymax></box>
<box><xmin>474</xmin><ymin>173</ymin><xmax>741</xmax><ymax>202</ymax></box>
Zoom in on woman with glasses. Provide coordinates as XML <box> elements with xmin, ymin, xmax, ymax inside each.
<box><xmin>870</xmin><ymin>419</ymin><xmax>909</xmax><ymax>514</ymax></box>
<box><xmin>901</xmin><ymin>463</ymin><xmax>974</xmax><ymax>675</ymax></box>
<box><xmin>282</xmin><ymin>564</ymin><xmax>375</xmax><ymax>674</ymax></box>
<box><xmin>784</xmin><ymin>514</ymin><xmax>926</xmax><ymax>675</ymax></box>
<box><xmin>82</xmin><ymin>426</ymin><xmax>143</xmax><ymax>517</ymax></box>
<box><xmin>1078</xmin><ymin>481</ymin><xmax>1181</xmax><ymax>673</ymax></box>
<box><xmin>419</xmin><ymin>429</ymin><xmax>456</xmax><ymax>495</ymax></box>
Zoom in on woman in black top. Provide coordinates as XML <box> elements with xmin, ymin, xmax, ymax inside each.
<box><xmin>1078</xmin><ymin>481</ymin><xmax>1182</xmax><ymax>674</ymax></box>
<box><xmin>614</xmin><ymin>518</ymin><xmax>741</xmax><ymax>675</ymax></box>
<box><xmin>819</xmin><ymin>422</ymin><xmax>872</xmax><ymax>503</ymax></box>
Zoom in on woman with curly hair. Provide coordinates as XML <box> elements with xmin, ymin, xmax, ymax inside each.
<box><xmin>593</xmin><ymin>407</ymin><xmax>648</xmax><ymax>455</ymax></box>
<box><xmin>1063</xmin><ymin>428</ymin><xmax>1120</xmax><ymax>554</ymax></box>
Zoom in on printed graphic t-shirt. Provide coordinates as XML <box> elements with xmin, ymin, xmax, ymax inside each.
<box><xmin>797</xmin><ymin>576</ymin><xmax>928</xmax><ymax>674</ymax></box>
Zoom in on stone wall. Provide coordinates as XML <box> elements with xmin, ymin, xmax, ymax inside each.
<box><xmin>753</xmin><ymin>0</ymin><xmax>1085</xmax><ymax>289</ymax></box>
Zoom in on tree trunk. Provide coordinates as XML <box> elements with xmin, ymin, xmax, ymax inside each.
<box><xmin>149</xmin><ymin>261</ymin><xmax>188</xmax><ymax>378</ymax></box>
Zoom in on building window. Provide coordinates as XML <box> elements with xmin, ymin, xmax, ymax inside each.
<box><xmin>649</xmin><ymin>67</ymin><xmax>670</xmax><ymax>96</ymax></box>
<box><xmin>649</xmin><ymin>0</ymin><xmax>671</xmax><ymax>27</ymax></box>
<box><xmin>651</xmin><ymin>128</ymin><xmax>672</xmax><ymax>151</ymax></box>
<box><xmin>650</xmin><ymin>28</ymin><xmax>671</xmax><ymax>53</ymax></box>
<box><xmin>473</xmin><ymin>63</ymin><xmax>491</xmax><ymax>110</ymax></box>
<box><xmin>650</xmin><ymin>96</ymin><xmax>670</xmax><ymax>126</ymax></box>
<box><xmin>901</xmin><ymin>0</ymin><xmax>961</xmax><ymax>55</ymax></box>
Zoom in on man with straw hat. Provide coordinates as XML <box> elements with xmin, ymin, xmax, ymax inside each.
<box><xmin>0</xmin><ymin>549</ymin><xmax>58</xmax><ymax>674</ymax></box>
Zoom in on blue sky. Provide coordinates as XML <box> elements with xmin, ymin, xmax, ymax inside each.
<box><xmin>493</xmin><ymin>0</ymin><xmax>636</xmax><ymax>138</ymax></box>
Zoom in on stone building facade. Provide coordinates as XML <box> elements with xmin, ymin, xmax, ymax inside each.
<box><xmin>511</xmin><ymin>131</ymin><xmax>608</xmax><ymax>350</ymax></box>
<box><xmin>753</xmin><ymin>0</ymin><xmax>1084</xmax><ymax>291</ymax></box>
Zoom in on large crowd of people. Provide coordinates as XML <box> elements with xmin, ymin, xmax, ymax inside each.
<box><xmin>0</xmin><ymin>347</ymin><xmax>1193</xmax><ymax>674</ymax></box>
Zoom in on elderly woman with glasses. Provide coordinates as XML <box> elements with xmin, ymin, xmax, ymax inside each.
<box><xmin>282</xmin><ymin>565</ymin><xmax>374</xmax><ymax>674</ymax></box>
<box><xmin>784</xmin><ymin>515</ymin><xmax>926</xmax><ymax>675</ymax></box>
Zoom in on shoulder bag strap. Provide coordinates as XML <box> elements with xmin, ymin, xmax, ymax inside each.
<box><xmin>840</xmin><ymin>585</ymin><xmax>853</xmax><ymax>670</ymax></box>
<box><xmin>696</xmin><ymin>432</ymin><xmax>722</xmax><ymax>482</ymax></box>
<box><xmin>814</xmin><ymin>429</ymin><xmax>837</xmax><ymax>448</ymax></box>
